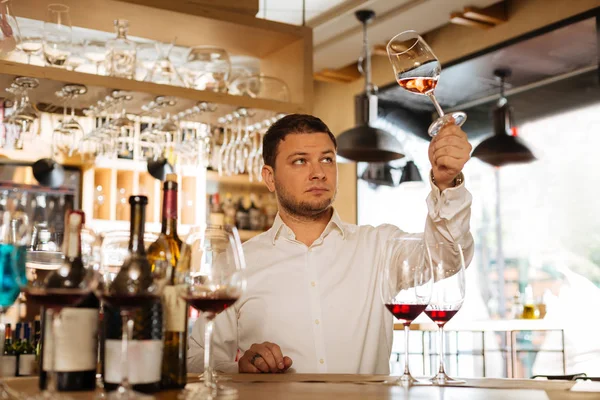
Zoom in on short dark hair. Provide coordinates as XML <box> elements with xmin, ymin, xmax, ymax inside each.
<box><xmin>262</xmin><ymin>114</ymin><xmax>337</xmax><ymax>168</ymax></box>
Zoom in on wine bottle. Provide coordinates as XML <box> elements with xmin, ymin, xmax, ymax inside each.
<box><xmin>2</xmin><ymin>324</ymin><xmax>16</xmax><ymax>377</ymax></box>
<box><xmin>17</xmin><ymin>323</ymin><xmax>36</xmax><ymax>376</ymax></box>
<box><xmin>147</xmin><ymin>174</ymin><xmax>186</xmax><ymax>390</ymax></box>
<box><xmin>38</xmin><ymin>211</ymin><xmax>100</xmax><ymax>391</ymax></box>
<box><xmin>102</xmin><ymin>195</ymin><xmax>163</xmax><ymax>394</ymax></box>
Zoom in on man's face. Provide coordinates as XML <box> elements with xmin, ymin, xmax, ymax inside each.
<box><xmin>262</xmin><ymin>133</ymin><xmax>338</xmax><ymax>218</ymax></box>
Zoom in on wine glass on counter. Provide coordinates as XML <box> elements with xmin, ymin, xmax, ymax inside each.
<box><xmin>175</xmin><ymin>225</ymin><xmax>246</xmax><ymax>399</ymax></box>
<box><xmin>380</xmin><ymin>237</ymin><xmax>433</xmax><ymax>386</ymax></box>
<box><xmin>424</xmin><ymin>242</ymin><xmax>466</xmax><ymax>385</ymax></box>
<box><xmin>0</xmin><ymin>191</ymin><xmax>29</xmax><ymax>400</ymax></box>
<box><xmin>95</xmin><ymin>196</ymin><xmax>169</xmax><ymax>400</ymax></box>
<box><xmin>22</xmin><ymin>210</ymin><xmax>98</xmax><ymax>400</ymax></box>
<box><xmin>386</xmin><ymin>30</ymin><xmax>466</xmax><ymax>137</ymax></box>
<box><xmin>17</xmin><ymin>22</ymin><xmax>43</xmax><ymax>65</ymax></box>
<box><xmin>43</xmin><ymin>4</ymin><xmax>72</xmax><ymax>67</ymax></box>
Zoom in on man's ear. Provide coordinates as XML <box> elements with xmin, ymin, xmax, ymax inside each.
<box><xmin>262</xmin><ymin>165</ymin><xmax>275</xmax><ymax>193</ymax></box>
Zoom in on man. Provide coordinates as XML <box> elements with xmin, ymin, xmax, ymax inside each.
<box><xmin>189</xmin><ymin>114</ymin><xmax>473</xmax><ymax>374</ymax></box>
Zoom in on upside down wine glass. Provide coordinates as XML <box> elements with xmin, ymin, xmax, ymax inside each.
<box><xmin>380</xmin><ymin>237</ymin><xmax>432</xmax><ymax>386</ymax></box>
<box><xmin>387</xmin><ymin>30</ymin><xmax>467</xmax><ymax>137</ymax></box>
<box><xmin>424</xmin><ymin>242</ymin><xmax>466</xmax><ymax>385</ymax></box>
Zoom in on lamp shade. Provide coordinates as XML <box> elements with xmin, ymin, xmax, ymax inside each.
<box><xmin>471</xmin><ymin>99</ymin><xmax>536</xmax><ymax>167</ymax></box>
<box><xmin>399</xmin><ymin>160</ymin><xmax>422</xmax><ymax>184</ymax></box>
<box><xmin>359</xmin><ymin>163</ymin><xmax>397</xmax><ymax>187</ymax></box>
<box><xmin>338</xmin><ymin>124</ymin><xmax>405</xmax><ymax>162</ymax></box>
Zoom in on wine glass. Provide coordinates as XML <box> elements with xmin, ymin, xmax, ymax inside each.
<box><xmin>17</xmin><ymin>22</ymin><xmax>43</xmax><ymax>65</ymax></box>
<box><xmin>84</xmin><ymin>40</ymin><xmax>106</xmax><ymax>75</ymax></box>
<box><xmin>0</xmin><ymin>191</ymin><xmax>29</xmax><ymax>400</ymax></box>
<box><xmin>380</xmin><ymin>237</ymin><xmax>433</xmax><ymax>386</ymax></box>
<box><xmin>94</xmin><ymin>196</ymin><xmax>169</xmax><ymax>400</ymax></box>
<box><xmin>175</xmin><ymin>225</ymin><xmax>246</xmax><ymax>399</ymax></box>
<box><xmin>43</xmin><ymin>4</ymin><xmax>72</xmax><ymax>67</ymax></box>
<box><xmin>0</xmin><ymin>0</ymin><xmax>21</xmax><ymax>56</ymax></box>
<box><xmin>424</xmin><ymin>241</ymin><xmax>466</xmax><ymax>385</ymax></box>
<box><xmin>184</xmin><ymin>46</ymin><xmax>231</xmax><ymax>92</ymax></box>
<box><xmin>22</xmin><ymin>210</ymin><xmax>97</xmax><ymax>400</ymax></box>
<box><xmin>386</xmin><ymin>30</ymin><xmax>466</xmax><ymax>137</ymax></box>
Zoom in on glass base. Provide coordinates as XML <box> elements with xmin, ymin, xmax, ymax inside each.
<box><xmin>428</xmin><ymin>112</ymin><xmax>467</xmax><ymax>137</ymax></box>
<box><xmin>390</xmin><ymin>373</ymin><xmax>429</xmax><ymax>387</ymax></box>
<box><xmin>428</xmin><ymin>371</ymin><xmax>466</xmax><ymax>385</ymax></box>
<box><xmin>27</xmin><ymin>391</ymin><xmax>73</xmax><ymax>400</ymax></box>
<box><xmin>0</xmin><ymin>382</ymin><xmax>21</xmax><ymax>400</ymax></box>
<box><xmin>178</xmin><ymin>385</ymin><xmax>237</xmax><ymax>400</ymax></box>
<box><xmin>105</xmin><ymin>388</ymin><xmax>154</xmax><ymax>400</ymax></box>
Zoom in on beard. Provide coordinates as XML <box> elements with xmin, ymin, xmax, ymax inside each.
<box><xmin>274</xmin><ymin>179</ymin><xmax>336</xmax><ymax>219</ymax></box>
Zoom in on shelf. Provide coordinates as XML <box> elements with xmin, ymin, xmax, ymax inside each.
<box><xmin>12</xmin><ymin>0</ymin><xmax>308</xmax><ymax>59</ymax></box>
<box><xmin>0</xmin><ymin>60</ymin><xmax>307</xmax><ymax>116</ymax></box>
<box><xmin>206</xmin><ymin>170</ymin><xmax>269</xmax><ymax>188</ymax></box>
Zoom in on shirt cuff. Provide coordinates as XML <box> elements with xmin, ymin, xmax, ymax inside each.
<box><xmin>426</xmin><ymin>171</ymin><xmax>471</xmax><ymax>222</ymax></box>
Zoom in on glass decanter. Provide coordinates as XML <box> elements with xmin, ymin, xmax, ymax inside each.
<box><xmin>106</xmin><ymin>19</ymin><xmax>136</xmax><ymax>79</ymax></box>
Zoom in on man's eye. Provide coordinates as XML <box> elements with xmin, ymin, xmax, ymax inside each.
<box><xmin>322</xmin><ymin>157</ymin><xmax>333</xmax><ymax>163</ymax></box>
<box><xmin>293</xmin><ymin>159</ymin><xmax>306</xmax><ymax>165</ymax></box>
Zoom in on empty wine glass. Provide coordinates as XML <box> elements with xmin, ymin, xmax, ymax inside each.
<box><xmin>424</xmin><ymin>241</ymin><xmax>466</xmax><ymax>385</ymax></box>
<box><xmin>84</xmin><ymin>40</ymin><xmax>107</xmax><ymax>75</ymax></box>
<box><xmin>380</xmin><ymin>237</ymin><xmax>432</xmax><ymax>386</ymax></box>
<box><xmin>230</xmin><ymin>74</ymin><xmax>290</xmax><ymax>102</ymax></box>
<box><xmin>43</xmin><ymin>4</ymin><xmax>72</xmax><ymax>67</ymax></box>
<box><xmin>185</xmin><ymin>46</ymin><xmax>231</xmax><ymax>92</ymax></box>
<box><xmin>66</xmin><ymin>41</ymin><xmax>86</xmax><ymax>71</ymax></box>
<box><xmin>0</xmin><ymin>0</ymin><xmax>21</xmax><ymax>55</ymax></box>
<box><xmin>144</xmin><ymin>41</ymin><xmax>186</xmax><ymax>87</ymax></box>
<box><xmin>387</xmin><ymin>30</ymin><xmax>466</xmax><ymax>137</ymax></box>
<box><xmin>175</xmin><ymin>225</ymin><xmax>245</xmax><ymax>399</ymax></box>
<box><xmin>17</xmin><ymin>22</ymin><xmax>43</xmax><ymax>65</ymax></box>
<box><xmin>0</xmin><ymin>191</ymin><xmax>29</xmax><ymax>400</ymax></box>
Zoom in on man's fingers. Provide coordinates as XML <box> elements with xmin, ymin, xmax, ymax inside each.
<box><xmin>283</xmin><ymin>356</ymin><xmax>293</xmax><ymax>370</ymax></box>
<box><xmin>264</xmin><ymin>342</ymin><xmax>285</xmax><ymax>370</ymax></box>
<box><xmin>432</xmin><ymin>136</ymin><xmax>471</xmax><ymax>152</ymax></box>
<box><xmin>433</xmin><ymin>145</ymin><xmax>467</xmax><ymax>161</ymax></box>
<box><xmin>250</xmin><ymin>344</ymin><xmax>279</xmax><ymax>372</ymax></box>
<box><xmin>437</xmin><ymin>123</ymin><xmax>467</xmax><ymax>139</ymax></box>
<box><xmin>436</xmin><ymin>156</ymin><xmax>464</xmax><ymax>171</ymax></box>
<box><xmin>239</xmin><ymin>354</ymin><xmax>261</xmax><ymax>373</ymax></box>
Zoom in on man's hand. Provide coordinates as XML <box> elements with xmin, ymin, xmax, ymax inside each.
<box><xmin>428</xmin><ymin>122</ymin><xmax>472</xmax><ymax>191</ymax></box>
<box><xmin>238</xmin><ymin>342</ymin><xmax>293</xmax><ymax>373</ymax></box>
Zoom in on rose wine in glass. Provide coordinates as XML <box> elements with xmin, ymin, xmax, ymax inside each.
<box><xmin>387</xmin><ymin>30</ymin><xmax>467</xmax><ymax>137</ymax></box>
<box><xmin>424</xmin><ymin>241</ymin><xmax>466</xmax><ymax>385</ymax></box>
<box><xmin>380</xmin><ymin>237</ymin><xmax>432</xmax><ymax>386</ymax></box>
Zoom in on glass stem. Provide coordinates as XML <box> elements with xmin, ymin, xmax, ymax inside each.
<box><xmin>118</xmin><ymin>310</ymin><xmax>133</xmax><ymax>393</ymax></box>
<box><xmin>47</xmin><ymin>308</ymin><xmax>59</xmax><ymax>395</ymax></box>
<box><xmin>426</xmin><ymin>93</ymin><xmax>445</xmax><ymax>118</ymax></box>
<box><xmin>438</xmin><ymin>326</ymin><xmax>446</xmax><ymax>375</ymax></box>
<box><xmin>203</xmin><ymin>318</ymin><xmax>215</xmax><ymax>391</ymax></box>
<box><xmin>403</xmin><ymin>324</ymin><xmax>411</xmax><ymax>376</ymax></box>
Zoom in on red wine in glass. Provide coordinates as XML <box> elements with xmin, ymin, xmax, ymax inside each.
<box><xmin>425</xmin><ymin>308</ymin><xmax>459</xmax><ymax>327</ymax></box>
<box><xmin>25</xmin><ymin>287</ymin><xmax>90</xmax><ymax>308</ymax></box>
<box><xmin>385</xmin><ymin>303</ymin><xmax>427</xmax><ymax>325</ymax></box>
<box><xmin>396</xmin><ymin>77</ymin><xmax>438</xmax><ymax>95</ymax></box>
<box><xmin>183</xmin><ymin>295</ymin><xmax>238</xmax><ymax>315</ymax></box>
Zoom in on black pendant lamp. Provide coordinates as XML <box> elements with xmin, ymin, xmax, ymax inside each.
<box><xmin>399</xmin><ymin>160</ymin><xmax>422</xmax><ymax>184</ymax></box>
<box><xmin>472</xmin><ymin>69</ymin><xmax>536</xmax><ymax>167</ymax></box>
<box><xmin>336</xmin><ymin>10</ymin><xmax>404</xmax><ymax>163</ymax></box>
<box><xmin>360</xmin><ymin>160</ymin><xmax>423</xmax><ymax>187</ymax></box>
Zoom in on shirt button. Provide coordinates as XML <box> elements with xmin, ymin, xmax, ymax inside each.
<box><xmin>320</xmin><ymin>359</ymin><xmax>324</xmax><ymax>364</ymax></box>
<box><xmin>311</xmin><ymin>281</ymin><xmax>316</xmax><ymax>287</ymax></box>
<box><xmin>315</xmin><ymin>319</ymin><xmax>320</xmax><ymax>325</ymax></box>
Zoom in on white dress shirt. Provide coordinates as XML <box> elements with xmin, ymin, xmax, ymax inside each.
<box><xmin>188</xmin><ymin>179</ymin><xmax>474</xmax><ymax>374</ymax></box>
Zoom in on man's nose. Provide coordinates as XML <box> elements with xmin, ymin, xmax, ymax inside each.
<box><xmin>309</xmin><ymin>162</ymin><xmax>326</xmax><ymax>180</ymax></box>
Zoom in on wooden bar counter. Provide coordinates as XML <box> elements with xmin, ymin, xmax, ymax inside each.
<box><xmin>5</xmin><ymin>374</ymin><xmax>600</xmax><ymax>400</ymax></box>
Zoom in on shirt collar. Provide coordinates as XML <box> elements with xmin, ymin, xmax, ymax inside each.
<box><xmin>270</xmin><ymin>209</ymin><xmax>346</xmax><ymax>245</ymax></box>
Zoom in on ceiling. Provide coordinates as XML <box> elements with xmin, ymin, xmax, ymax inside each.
<box><xmin>376</xmin><ymin>14</ymin><xmax>600</xmax><ymax>140</ymax></box>
<box><xmin>258</xmin><ymin>0</ymin><xmax>504</xmax><ymax>71</ymax></box>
